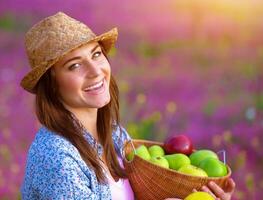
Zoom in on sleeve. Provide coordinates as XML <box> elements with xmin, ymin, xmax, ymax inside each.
<box><xmin>33</xmin><ymin>152</ymin><xmax>100</xmax><ymax>200</ymax></box>
<box><xmin>113</xmin><ymin>125</ymin><xmax>132</xmax><ymax>158</ymax></box>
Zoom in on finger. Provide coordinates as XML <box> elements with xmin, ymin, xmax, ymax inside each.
<box><xmin>208</xmin><ymin>181</ymin><xmax>226</xmax><ymax>199</ymax></box>
<box><xmin>226</xmin><ymin>178</ymin><xmax>236</xmax><ymax>193</ymax></box>
<box><xmin>164</xmin><ymin>198</ymin><xmax>182</xmax><ymax>200</ymax></box>
<box><xmin>201</xmin><ymin>185</ymin><xmax>217</xmax><ymax>199</ymax></box>
<box><xmin>192</xmin><ymin>188</ymin><xmax>198</xmax><ymax>192</ymax></box>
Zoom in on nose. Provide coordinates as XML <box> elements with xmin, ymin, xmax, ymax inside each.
<box><xmin>83</xmin><ymin>60</ymin><xmax>101</xmax><ymax>78</ymax></box>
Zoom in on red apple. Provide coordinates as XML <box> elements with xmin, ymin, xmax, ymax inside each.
<box><xmin>164</xmin><ymin>134</ymin><xmax>194</xmax><ymax>155</ymax></box>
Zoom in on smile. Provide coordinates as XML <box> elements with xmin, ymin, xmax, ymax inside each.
<box><xmin>84</xmin><ymin>79</ymin><xmax>104</xmax><ymax>92</ymax></box>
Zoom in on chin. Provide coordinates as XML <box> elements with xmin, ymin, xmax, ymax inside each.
<box><xmin>92</xmin><ymin>97</ymin><xmax>111</xmax><ymax>108</ymax></box>
<box><xmin>101</xmin><ymin>97</ymin><xmax>111</xmax><ymax>107</ymax></box>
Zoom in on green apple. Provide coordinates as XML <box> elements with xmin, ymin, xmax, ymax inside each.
<box><xmin>178</xmin><ymin>164</ymin><xmax>208</xmax><ymax>177</ymax></box>
<box><xmin>126</xmin><ymin>145</ymin><xmax>151</xmax><ymax>161</ymax></box>
<box><xmin>148</xmin><ymin>145</ymin><xmax>165</xmax><ymax>157</ymax></box>
<box><xmin>189</xmin><ymin>149</ymin><xmax>218</xmax><ymax>167</ymax></box>
<box><xmin>150</xmin><ymin>156</ymin><xmax>169</xmax><ymax>169</ymax></box>
<box><xmin>198</xmin><ymin>157</ymin><xmax>228</xmax><ymax>177</ymax></box>
<box><xmin>184</xmin><ymin>191</ymin><xmax>214</xmax><ymax>200</ymax></box>
<box><xmin>164</xmin><ymin>153</ymin><xmax>191</xmax><ymax>170</ymax></box>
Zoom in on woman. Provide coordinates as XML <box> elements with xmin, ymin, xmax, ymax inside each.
<box><xmin>20</xmin><ymin>12</ymin><xmax>235</xmax><ymax>199</ymax></box>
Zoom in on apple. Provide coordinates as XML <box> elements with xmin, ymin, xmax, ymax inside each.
<box><xmin>164</xmin><ymin>153</ymin><xmax>191</xmax><ymax>170</ymax></box>
<box><xmin>184</xmin><ymin>191</ymin><xmax>214</xmax><ymax>200</ymax></box>
<box><xmin>150</xmin><ymin>156</ymin><xmax>169</xmax><ymax>169</ymax></box>
<box><xmin>126</xmin><ymin>145</ymin><xmax>151</xmax><ymax>161</ymax></box>
<box><xmin>148</xmin><ymin>145</ymin><xmax>165</xmax><ymax>157</ymax></box>
<box><xmin>178</xmin><ymin>165</ymin><xmax>208</xmax><ymax>177</ymax></box>
<box><xmin>198</xmin><ymin>157</ymin><xmax>228</xmax><ymax>177</ymax></box>
<box><xmin>164</xmin><ymin>135</ymin><xmax>194</xmax><ymax>155</ymax></box>
<box><xmin>189</xmin><ymin>149</ymin><xmax>218</xmax><ymax>167</ymax></box>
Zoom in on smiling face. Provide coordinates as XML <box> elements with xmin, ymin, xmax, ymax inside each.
<box><xmin>52</xmin><ymin>41</ymin><xmax>111</xmax><ymax>111</ymax></box>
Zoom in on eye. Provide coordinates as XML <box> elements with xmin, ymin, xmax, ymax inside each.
<box><xmin>68</xmin><ymin>63</ymin><xmax>81</xmax><ymax>70</ymax></box>
<box><xmin>93</xmin><ymin>51</ymin><xmax>102</xmax><ymax>59</ymax></box>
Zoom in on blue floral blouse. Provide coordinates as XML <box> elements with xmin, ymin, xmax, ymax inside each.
<box><xmin>21</xmin><ymin>124</ymin><xmax>132</xmax><ymax>200</ymax></box>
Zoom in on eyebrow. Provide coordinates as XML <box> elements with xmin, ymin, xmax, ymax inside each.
<box><xmin>62</xmin><ymin>44</ymin><xmax>100</xmax><ymax>67</ymax></box>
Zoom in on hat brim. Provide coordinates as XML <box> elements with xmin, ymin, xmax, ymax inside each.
<box><xmin>20</xmin><ymin>27</ymin><xmax>118</xmax><ymax>94</ymax></box>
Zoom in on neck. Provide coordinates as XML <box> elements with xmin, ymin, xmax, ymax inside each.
<box><xmin>66</xmin><ymin>106</ymin><xmax>99</xmax><ymax>140</ymax></box>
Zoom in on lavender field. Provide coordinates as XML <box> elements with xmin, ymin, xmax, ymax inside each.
<box><xmin>0</xmin><ymin>0</ymin><xmax>262</xmax><ymax>199</ymax></box>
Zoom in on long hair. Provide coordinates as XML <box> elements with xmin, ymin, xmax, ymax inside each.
<box><xmin>34</xmin><ymin>49</ymin><xmax>127</xmax><ymax>183</ymax></box>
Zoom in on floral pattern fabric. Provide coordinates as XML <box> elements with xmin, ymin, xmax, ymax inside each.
<box><xmin>21</xmin><ymin>125</ymin><xmax>132</xmax><ymax>200</ymax></box>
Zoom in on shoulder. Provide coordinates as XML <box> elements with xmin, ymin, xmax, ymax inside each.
<box><xmin>31</xmin><ymin>126</ymin><xmax>79</xmax><ymax>156</ymax></box>
<box><xmin>25</xmin><ymin>126</ymin><xmax>83</xmax><ymax>172</ymax></box>
<box><xmin>22</xmin><ymin>126</ymin><xmax>95</xmax><ymax>198</ymax></box>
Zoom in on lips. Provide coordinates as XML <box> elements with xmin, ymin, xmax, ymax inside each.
<box><xmin>84</xmin><ymin>79</ymin><xmax>104</xmax><ymax>91</ymax></box>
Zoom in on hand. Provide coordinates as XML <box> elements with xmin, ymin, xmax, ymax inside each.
<box><xmin>164</xmin><ymin>178</ymin><xmax>235</xmax><ymax>200</ymax></box>
<box><xmin>201</xmin><ymin>178</ymin><xmax>236</xmax><ymax>200</ymax></box>
<box><xmin>197</xmin><ymin>178</ymin><xmax>236</xmax><ymax>200</ymax></box>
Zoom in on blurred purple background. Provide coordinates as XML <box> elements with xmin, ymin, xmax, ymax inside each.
<box><xmin>0</xmin><ymin>0</ymin><xmax>262</xmax><ymax>199</ymax></box>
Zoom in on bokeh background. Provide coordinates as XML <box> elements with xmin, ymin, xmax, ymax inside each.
<box><xmin>0</xmin><ymin>0</ymin><xmax>263</xmax><ymax>199</ymax></box>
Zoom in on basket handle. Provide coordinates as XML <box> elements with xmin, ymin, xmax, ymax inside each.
<box><xmin>216</xmin><ymin>149</ymin><xmax>226</xmax><ymax>165</ymax></box>
<box><xmin>121</xmin><ymin>139</ymin><xmax>136</xmax><ymax>163</ymax></box>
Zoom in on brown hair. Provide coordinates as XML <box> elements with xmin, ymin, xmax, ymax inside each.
<box><xmin>34</xmin><ymin>49</ymin><xmax>127</xmax><ymax>183</ymax></box>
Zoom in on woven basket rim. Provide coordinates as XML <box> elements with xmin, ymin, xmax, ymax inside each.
<box><xmin>123</xmin><ymin>139</ymin><xmax>232</xmax><ymax>180</ymax></box>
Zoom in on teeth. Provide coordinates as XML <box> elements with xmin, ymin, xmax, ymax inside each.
<box><xmin>85</xmin><ymin>80</ymin><xmax>103</xmax><ymax>91</ymax></box>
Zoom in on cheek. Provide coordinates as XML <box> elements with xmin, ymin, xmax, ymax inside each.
<box><xmin>57</xmin><ymin>75</ymin><xmax>81</xmax><ymax>95</ymax></box>
<box><xmin>102</xmin><ymin>61</ymin><xmax>111</xmax><ymax>77</ymax></box>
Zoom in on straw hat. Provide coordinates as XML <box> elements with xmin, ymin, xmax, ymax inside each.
<box><xmin>20</xmin><ymin>11</ymin><xmax>118</xmax><ymax>93</ymax></box>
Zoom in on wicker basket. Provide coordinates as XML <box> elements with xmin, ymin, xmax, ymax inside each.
<box><xmin>122</xmin><ymin>139</ymin><xmax>232</xmax><ymax>200</ymax></box>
